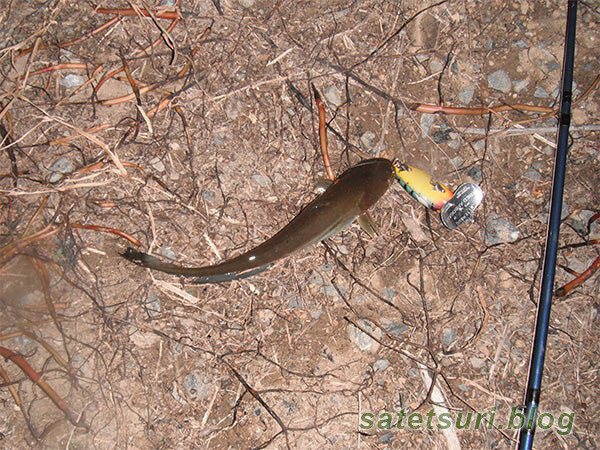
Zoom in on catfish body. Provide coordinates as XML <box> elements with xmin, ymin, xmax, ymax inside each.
<box><xmin>123</xmin><ymin>158</ymin><xmax>394</xmax><ymax>283</ymax></box>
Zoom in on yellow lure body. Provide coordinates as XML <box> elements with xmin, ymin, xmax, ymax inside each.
<box><xmin>393</xmin><ymin>162</ymin><xmax>453</xmax><ymax>211</ymax></box>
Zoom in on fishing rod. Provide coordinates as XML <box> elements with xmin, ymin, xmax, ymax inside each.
<box><xmin>518</xmin><ymin>1</ymin><xmax>578</xmax><ymax>449</ymax></box>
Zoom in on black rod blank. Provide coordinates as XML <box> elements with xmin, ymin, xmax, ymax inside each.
<box><xmin>518</xmin><ymin>1</ymin><xmax>578</xmax><ymax>449</ymax></box>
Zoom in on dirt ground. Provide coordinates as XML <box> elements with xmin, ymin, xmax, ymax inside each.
<box><xmin>0</xmin><ymin>0</ymin><xmax>598</xmax><ymax>448</ymax></box>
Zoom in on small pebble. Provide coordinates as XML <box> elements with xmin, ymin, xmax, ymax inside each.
<box><xmin>443</xmin><ymin>328</ymin><xmax>457</xmax><ymax>346</ymax></box>
<box><xmin>467</xmin><ymin>165</ymin><xmax>483</xmax><ymax>182</ymax></box>
<box><xmin>523</xmin><ymin>169</ymin><xmax>542</xmax><ymax>180</ymax></box>
<box><xmin>381</xmin><ymin>287</ymin><xmax>396</xmax><ymax>301</ymax></box>
<box><xmin>60</xmin><ymin>74</ymin><xmax>85</xmax><ymax>88</ymax></box>
<box><xmin>183</xmin><ymin>372</ymin><xmax>211</xmax><ymax>400</ymax></box>
<box><xmin>420</xmin><ymin>114</ymin><xmax>435</xmax><ymax>138</ymax></box>
<box><xmin>513</xmin><ymin>39</ymin><xmax>528</xmax><ymax>48</ymax></box>
<box><xmin>307</xmin><ymin>271</ymin><xmax>324</xmax><ymax>287</ymax></box>
<box><xmin>428</xmin><ymin>58</ymin><xmax>444</xmax><ymax>73</ymax></box>
<box><xmin>470</xmin><ymin>356</ymin><xmax>486</xmax><ymax>369</ymax></box>
<box><xmin>512</xmin><ymin>79</ymin><xmax>530</xmax><ymax>93</ymax></box>
<box><xmin>212</xmin><ymin>132</ymin><xmax>225</xmax><ymax>146</ymax></box>
<box><xmin>487</xmin><ymin>69</ymin><xmax>512</xmax><ymax>93</ymax></box>
<box><xmin>320</xmin><ymin>284</ymin><xmax>339</xmax><ymax>297</ymax></box>
<box><xmin>359</xmin><ymin>131</ymin><xmax>377</xmax><ymax>153</ymax></box>
<box><xmin>160</xmin><ymin>246</ymin><xmax>176</xmax><ymax>259</ymax></box>
<box><xmin>385</xmin><ymin>322</ymin><xmax>409</xmax><ymax>337</ymax></box>
<box><xmin>202</xmin><ymin>190</ymin><xmax>216</xmax><ymax>201</ymax></box>
<box><xmin>347</xmin><ymin>319</ymin><xmax>382</xmax><ymax>352</ymax></box>
<box><xmin>484</xmin><ymin>213</ymin><xmax>520</xmax><ymax>245</ymax></box>
<box><xmin>252</xmin><ymin>174</ymin><xmax>271</xmax><ymax>187</ymax></box>
<box><xmin>351</xmin><ymin>294</ymin><xmax>368</xmax><ymax>304</ymax></box>
<box><xmin>323</xmin><ymin>85</ymin><xmax>343</xmax><ymax>107</ymax></box>
<box><xmin>458</xmin><ymin>86</ymin><xmax>474</xmax><ymax>105</ymax></box>
<box><xmin>373</xmin><ymin>359</ymin><xmax>390</xmax><ymax>372</ymax></box>
<box><xmin>144</xmin><ymin>293</ymin><xmax>161</xmax><ymax>318</ymax></box>
<box><xmin>237</xmin><ymin>0</ymin><xmax>255</xmax><ymax>7</ymax></box>
<box><xmin>447</xmin><ymin>139</ymin><xmax>461</xmax><ymax>150</ymax></box>
<box><xmin>379</xmin><ymin>433</ymin><xmax>394</xmax><ymax>444</ymax></box>
<box><xmin>450</xmin><ymin>60</ymin><xmax>458</xmax><ymax>75</ymax></box>
<box><xmin>288</xmin><ymin>297</ymin><xmax>302</xmax><ymax>309</ymax></box>
<box><xmin>48</xmin><ymin>157</ymin><xmax>74</xmax><ymax>182</ymax></box>
<box><xmin>449</xmin><ymin>156</ymin><xmax>464</xmax><ymax>168</ymax></box>
<box><xmin>432</xmin><ymin>129</ymin><xmax>451</xmax><ymax>143</ymax></box>
<box><xmin>569</xmin><ymin>209</ymin><xmax>596</xmax><ymax>235</ymax></box>
<box><xmin>534</xmin><ymin>87</ymin><xmax>550</xmax><ymax>99</ymax></box>
<box><xmin>149</xmin><ymin>156</ymin><xmax>165</xmax><ymax>172</ymax></box>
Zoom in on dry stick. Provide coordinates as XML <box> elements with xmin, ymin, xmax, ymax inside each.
<box><xmin>100</xmin><ymin>79</ymin><xmax>178</xmax><ymax>106</ymax></box>
<box><xmin>413</xmin><ymin>73</ymin><xmax>599</xmax><ymax>123</ymax></box>
<box><xmin>18</xmin><ymin>37</ymin><xmax>42</xmax><ymax>91</ymax></box>
<box><xmin>555</xmin><ymin>212</ymin><xmax>600</xmax><ymax>296</ymax></box>
<box><xmin>93</xmin><ymin>15</ymin><xmax>179</xmax><ymax>96</ymax></box>
<box><xmin>139</xmin><ymin>0</ymin><xmax>178</xmax><ymax>64</ymax></box>
<box><xmin>0</xmin><ymin>364</ymin><xmax>39</xmax><ymax>440</ymax></box>
<box><xmin>0</xmin><ymin>330</ymin><xmax>68</xmax><ymax>368</ymax></box>
<box><xmin>16</xmin><ymin>16</ymin><xmax>122</xmax><ymax>57</ymax></box>
<box><xmin>312</xmin><ymin>85</ymin><xmax>335</xmax><ymax>181</ymax></box>
<box><xmin>0</xmin><ymin>346</ymin><xmax>88</xmax><ymax>429</ymax></box>
<box><xmin>119</xmin><ymin>50</ymin><xmax>142</xmax><ymax>140</ymax></box>
<box><xmin>18</xmin><ymin>63</ymin><xmax>93</xmax><ymax>80</ymax></box>
<box><xmin>56</xmin><ymin>65</ymin><xmax>105</xmax><ymax>107</ymax></box>
<box><xmin>411</xmin><ymin>102</ymin><xmax>553</xmax><ymax>115</ymax></box>
<box><xmin>0</xmin><ymin>97</ymin><xmax>17</xmax><ymax>126</ymax></box>
<box><xmin>20</xmin><ymin>195</ymin><xmax>48</xmax><ymax>237</ymax></box>
<box><xmin>34</xmin><ymin>110</ymin><xmax>127</xmax><ymax>175</ymax></box>
<box><xmin>0</xmin><ymin>121</ymin><xmax>18</xmax><ymax>186</ymax></box>
<box><xmin>95</xmin><ymin>7</ymin><xmax>179</xmax><ymax>20</ymax></box>
<box><xmin>555</xmin><ymin>256</ymin><xmax>600</xmax><ymax>297</ymax></box>
<box><xmin>146</xmin><ymin>25</ymin><xmax>212</xmax><ymax>118</ymax></box>
<box><xmin>70</xmin><ymin>223</ymin><xmax>142</xmax><ymax>246</ymax></box>
<box><xmin>0</xmin><ymin>224</ymin><xmax>62</xmax><ymax>267</ymax></box>
<box><xmin>465</xmin><ymin>286</ymin><xmax>489</xmax><ymax>349</ymax></box>
<box><xmin>50</xmin><ymin>124</ymin><xmax>111</xmax><ymax>145</ymax></box>
<box><xmin>223</xmin><ymin>361</ymin><xmax>290</xmax><ymax>449</ymax></box>
<box><xmin>286</xmin><ymin>81</ymin><xmax>370</xmax><ymax>159</ymax></box>
<box><xmin>461</xmin><ymin>124</ymin><xmax>600</xmax><ymax>136</ymax></box>
<box><xmin>31</xmin><ymin>258</ymin><xmax>68</xmax><ymax>358</ymax></box>
<box><xmin>350</xmin><ymin>0</ymin><xmax>449</xmax><ymax>70</ymax></box>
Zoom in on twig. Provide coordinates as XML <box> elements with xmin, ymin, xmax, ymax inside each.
<box><xmin>70</xmin><ymin>223</ymin><xmax>142</xmax><ymax>246</ymax></box>
<box><xmin>0</xmin><ymin>346</ymin><xmax>88</xmax><ymax>429</ymax></box>
<box><xmin>312</xmin><ymin>85</ymin><xmax>335</xmax><ymax>181</ymax></box>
